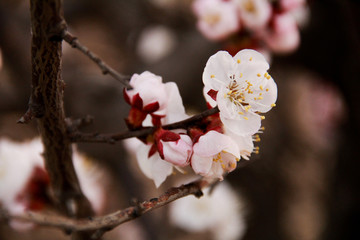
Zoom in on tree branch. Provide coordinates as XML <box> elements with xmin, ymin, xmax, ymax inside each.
<box><xmin>1</xmin><ymin>178</ymin><xmax>214</xmax><ymax>239</ymax></box>
<box><xmin>62</xmin><ymin>30</ymin><xmax>131</xmax><ymax>88</ymax></box>
<box><xmin>69</xmin><ymin>107</ymin><xmax>220</xmax><ymax>143</ymax></box>
<box><xmin>29</xmin><ymin>0</ymin><xmax>94</xmax><ymax>238</ymax></box>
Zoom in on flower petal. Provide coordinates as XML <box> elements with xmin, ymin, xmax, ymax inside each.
<box><xmin>203</xmin><ymin>51</ymin><xmax>236</xmax><ymax>91</ymax></box>
<box><xmin>162</xmin><ymin>82</ymin><xmax>188</xmax><ymax>123</ymax></box>
<box><xmin>191</xmin><ymin>154</ymin><xmax>212</xmax><ymax>176</ymax></box>
<box><xmin>193</xmin><ymin>131</ymin><xmax>240</xmax><ymax>158</ymax></box>
<box><xmin>220</xmin><ymin>111</ymin><xmax>261</xmax><ymax>136</ymax></box>
<box><xmin>248</xmin><ymin>77</ymin><xmax>278</xmax><ymax>113</ymax></box>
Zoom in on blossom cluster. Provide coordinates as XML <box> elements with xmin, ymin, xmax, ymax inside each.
<box><xmin>192</xmin><ymin>0</ymin><xmax>308</xmax><ymax>55</ymax></box>
<box><xmin>124</xmin><ymin>49</ymin><xmax>277</xmax><ymax>187</ymax></box>
<box><xmin>0</xmin><ymin>138</ymin><xmax>106</xmax><ymax>230</ymax></box>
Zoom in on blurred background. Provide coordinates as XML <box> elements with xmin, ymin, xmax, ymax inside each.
<box><xmin>0</xmin><ymin>0</ymin><xmax>359</xmax><ymax>239</ymax></box>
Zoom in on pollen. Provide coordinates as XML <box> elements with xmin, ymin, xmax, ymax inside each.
<box><xmin>271</xmin><ymin>103</ymin><xmax>276</xmax><ymax>107</ymax></box>
<box><xmin>264</xmin><ymin>72</ymin><xmax>271</xmax><ymax>80</ymax></box>
<box><xmin>260</xmin><ymin>116</ymin><xmax>265</xmax><ymax>120</ymax></box>
<box><xmin>221</xmin><ymin>164</ymin><xmax>226</xmax><ymax>169</ymax></box>
<box><xmin>211</xmin><ymin>74</ymin><xmax>215</xmax><ymax>78</ymax></box>
<box><xmin>257</xmin><ymin>73</ymin><xmax>261</xmax><ymax>77</ymax></box>
<box><xmin>231</xmin><ymin>162</ymin><xmax>236</xmax><ymax>169</ymax></box>
<box><xmin>238</xmin><ymin>111</ymin><xmax>244</xmax><ymax>115</ymax></box>
<box><xmin>259</xmin><ymin>85</ymin><xmax>263</xmax><ymax>90</ymax></box>
<box><xmin>236</xmin><ymin>157</ymin><xmax>240</xmax><ymax>162</ymax></box>
<box><xmin>237</xmin><ymin>59</ymin><xmax>241</xmax><ymax>64</ymax></box>
<box><xmin>244</xmin><ymin>116</ymin><xmax>249</xmax><ymax>120</ymax></box>
<box><xmin>239</xmin><ymin>73</ymin><xmax>243</xmax><ymax>78</ymax></box>
<box><xmin>249</xmin><ymin>57</ymin><xmax>253</xmax><ymax>61</ymax></box>
<box><xmin>258</xmin><ymin>96</ymin><xmax>263</xmax><ymax>100</ymax></box>
<box><xmin>266</xmin><ymin>88</ymin><xmax>269</xmax><ymax>92</ymax></box>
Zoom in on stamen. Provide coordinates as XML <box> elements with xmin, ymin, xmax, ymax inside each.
<box><xmin>271</xmin><ymin>103</ymin><xmax>276</xmax><ymax>107</ymax></box>
<box><xmin>211</xmin><ymin>74</ymin><xmax>215</xmax><ymax>78</ymax></box>
<box><xmin>237</xmin><ymin>59</ymin><xmax>241</xmax><ymax>64</ymax></box>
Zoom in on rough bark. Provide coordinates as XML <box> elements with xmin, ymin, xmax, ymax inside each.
<box><xmin>29</xmin><ymin>0</ymin><xmax>94</xmax><ymax>238</ymax></box>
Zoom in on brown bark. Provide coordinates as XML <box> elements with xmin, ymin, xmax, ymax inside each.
<box><xmin>29</xmin><ymin>0</ymin><xmax>94</xmax><ymax>238</ymax></box>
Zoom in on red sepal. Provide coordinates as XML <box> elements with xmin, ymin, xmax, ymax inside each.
<box><xmin>151</xmin><ymin>114</ymin><xmax>165</xmax><ymax>127</ymax></box>
<box><xmin>148</xmin><ymin>144</ymin><xmax>158</xmax><ymax>158</ymax></box>
<box><xmin>16</xmin><ymin>166</ymin><xmax>50</xmax><ymax>211</ymax></box>
<box><xmin>132</xmin><ymin>93</ymin><xmax>143</xmax><ymax>109</ymax></box>
<box><xmin>207</xmin><ymin>89</ymin><xmax>218</xmax><ymax>102</ymax></box>
<box><xmin>126</xmin><ymin>107</ymin><xmax>147</xmax><ymax>129</ymax></box>
<box><xmin>143</xmin><ymin>102</ymin><xmax>160</xmax><ymax>113</ymax></box>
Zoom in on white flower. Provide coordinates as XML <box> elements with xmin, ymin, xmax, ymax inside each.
<box><xmin>236</xmin><ymin>0</ymin><xmax>271</xmax><ymax>30</ymax></box>
<box><xmin>0</xmin><ymin>138</ymin><xmax>44</xmax><ymax>230</ymax></box>
<box><xmin>203</xmin><ymin>49</ymin><xmax>277</xmax><ymax>135</ymax></box>
<box><xmin>169</xmin><ymin>181</ymin><xmax>246</xmax><ymax>240</ymax></box>
<box><xmin>0</xmin><ymin>137</ymin><xmax>107</xmax><ymax>228</ymax></box>
<box><xmin>191</xmin><ymin>131</ymin><xmax>240</xmax><ymax>180</ymax></box>
<box><xmin>192</xmin><ymin>0</ymin><xmax>240</xmax><ymax>41</ymax></box>
<box><xmin>264</xmin><ymin>13</ymin><xmax>300</xmax><ymax>54</ymax></box>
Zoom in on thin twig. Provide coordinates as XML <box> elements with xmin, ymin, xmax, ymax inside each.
<box><xmin>69</xmin><ymin>107</ymin><xmax>220</xmax><ymax>143</ymax></box>
<box><xmin>1</xmin><ymin>178</ymin><xmax>214</xmax><ymax>237</ymax></box>
<box><xmin>62</xmin><ymin>30</ymin><xmax>131</xmax><ymax>88</ymax></box>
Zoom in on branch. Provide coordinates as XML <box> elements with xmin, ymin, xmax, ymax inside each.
<box><xmin>1</xmin><ymin>178</ymin><xmax>214</xmax><ymax>239</ymax></box>
<box><xmin>62</xmin><ymin>30</ymin><xmax>131</xmax><ymax>88</ymax></box>
<box><xmin>29</xmin><ymin>0</ymin><xmax>95</xmax><ymax>238</ymax></box>
<box><xmin>69</xmin><ymin>107</ymin><xmax>220</xmax><ymax>143</ymax></box>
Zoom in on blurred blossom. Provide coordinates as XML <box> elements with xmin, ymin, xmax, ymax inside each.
<box><xmin>288</xmin><ymin>74</ymin><xmax>345</xmax><ymax>148</ymax></box>
<box><xmin>0</xmin><ymin>138</ymin><xmax>44</xmax><ymax>230</ymax></box>
<box><xmin>264</xmin><ymin>12</ymin><xmax>300</xmax><ymax>54</ymax></box>
<box><xmin>0</xmin><ymin>138</ymin><xmax>107</xmax><ymax>231</ymax></box>
<box><xmin>236</xmin><ymin>0</ymin><xmax>271</xmax><ymax>30</ymax></box>
<box><xmin>192</xmin><ymin>0</ymin><xmax>240</xmax><ymax>41</ymax></box>
<box><xmin>137</xmin><ymin>26</ymin><xmax>177</xmax><ymax>64</ymax></box>
<box><xmin>169</xmin><ymin>181</ymin><xmax>246</xmax><ymax>240</ymax></box>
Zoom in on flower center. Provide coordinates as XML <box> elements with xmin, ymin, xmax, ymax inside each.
<box><xmin>203</xmin><ymin>13</ymin><xmax>221</xmax><ymax>26</ymax></box>
<box><xmin>243</xmin><ymin>0</ymin><xmax>256</xmax><ymax>13</ymax></box>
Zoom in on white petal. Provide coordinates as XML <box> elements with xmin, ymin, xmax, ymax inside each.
<box><xmin>203</xmin><ymin>51</ymin><xmax>236</xmax><ymax>91</ymax></box>
<box><xmin>248</xmin><ymin>77</ymin><xmax>278</xmax><ymax>113</ymax></box>
<box><xmin>162</xmin><ymin>82</ymin><xmax>188</xmax><ymax>123</ymax></box>
<box><xmin>193</xmin><ymin>131</ymin><xmax>240</xmax><ymax>158</ymax></box>
<box><xmin>220</xmin><ymin>111</ymin><xmax>261</xmax><ymax>136</ymax></box>
<box><xmin>191</xmin><ymin>154</ymin><xmax>212</xmax><ymax>176</ymax></box>
<box><xmin>225</xmin><ymin>128</ymin><xmax>254</xmax><ymax>160</ymax></box>
<box><xmin>150</xmin><ymin>153</ymin><xmax>174</xmax><ymax>188</ymax></box>
<box><xmin>135</xmin><ymin>143</ymin><xmax>154</xmax><ymax>179</ymax></box>
<box><xmin>135</xmin><ymin>142</ymin><xmax>173</xmax><ymax>188</ymax></box>
<box><xmin>233</xmin><ymin>49</ymin><xmax>269</xmax><ymax>72</ymax></box>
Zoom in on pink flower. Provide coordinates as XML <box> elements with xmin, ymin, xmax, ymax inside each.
<box><xmin>191</xmin><ymin>131</ymin><xmax>240</xmax><ymax>180</ymax></box>
<box><xmin>159</xmin><ymin>134</ymin><xmax>193</xmax><ymax>167</ymax></box>
<box><xmin>192</xmin><ymin>0</ymin><xmax>241</xmax><ymax>41</ymax></box>
<box><xmin>280</xmin><ymin>0</ymin><xmax>305</xmax><ymax>11</ymax></box>
<box><xmin>236</xmin><ymin>0</ymin><xmax>272</xmax><ymax>30</ymax></box>
<box><xmin>264</xmin><ymin>13</ymin><xmax>300</xmax><ymax>54</ymax></box>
